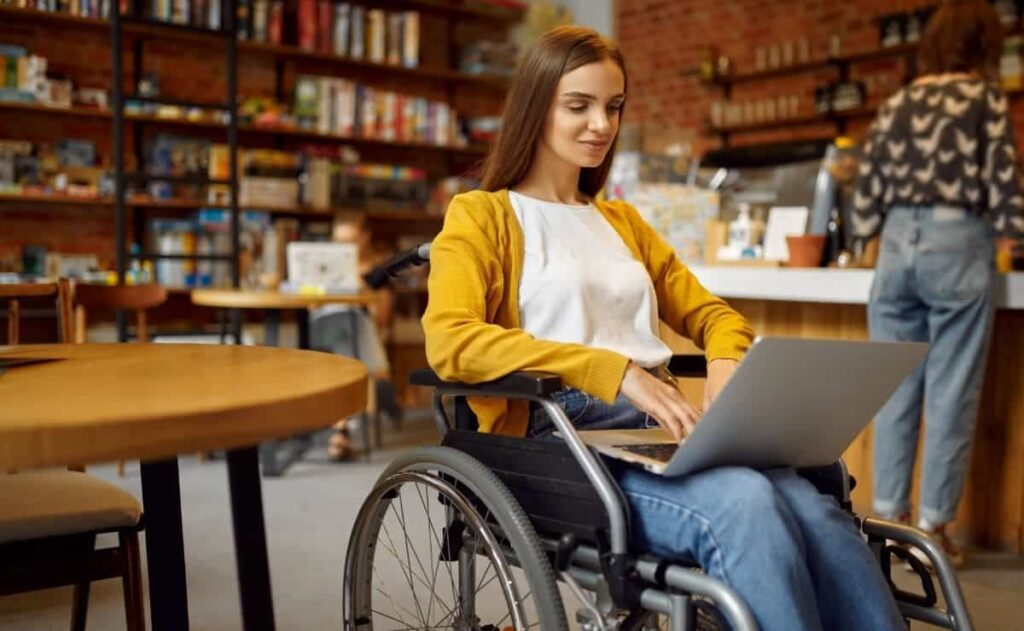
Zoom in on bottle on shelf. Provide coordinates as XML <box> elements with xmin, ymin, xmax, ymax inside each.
<box><xmin>728</xmin><ymin>203</ymin><xmax>753</xmax><ymax>251</ymax></box>
<box><xmin>820</xmin><ymin>205</ymin><xmax>846</xmax><ymax>267</ymax></box>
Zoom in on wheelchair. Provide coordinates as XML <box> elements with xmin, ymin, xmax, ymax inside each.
<box><xmin>343</xmin><ymin>244</ymin><xmax>974</xmax><ymax>631</ymax></box>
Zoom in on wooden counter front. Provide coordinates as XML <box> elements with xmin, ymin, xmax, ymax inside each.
<box><xmin>665</xmin><ymin>297</ymin><xmax>1024</xmax><ymax>553</ymax></box>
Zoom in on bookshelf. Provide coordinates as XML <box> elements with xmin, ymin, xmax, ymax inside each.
<box><xmin>1</xmin><ymin>0</ymin><xmax>517</xmax><ymax>375</ymax></box>
<box><xmin>0</xmin><ymin>4</ymin><xmax>512</xmax><ymax>89</ymax></box>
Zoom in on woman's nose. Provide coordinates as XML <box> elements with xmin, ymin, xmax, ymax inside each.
<box><xmin>589</xmin><ymin>109</ymin><xmax>611</xmax><ymax>133</ymax></box>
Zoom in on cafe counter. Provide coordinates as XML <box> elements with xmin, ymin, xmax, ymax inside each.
<box><xmin>665</xmin><ymin>266</ymin><xmax>1024</xmax><ymax>553</ymax></box>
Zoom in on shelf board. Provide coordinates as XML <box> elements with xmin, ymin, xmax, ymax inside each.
<box><xmin>118</xmin><ymin>14</ymin><xmax>232</xmax><ymax>40</ymax></box>
<box><xmin>0</xmin><ymin>194</ymin><xmax>448</xmax><ymax>220</ymax></box>
<box><xmin>365</xmin><ymin>209</ymin><xmax>444</xmax><ymax>222</ymax></box>
<box><xmin>372</xmin><ymin>0</ymin><xmax>524</xmax><ymax>23</ymax></box>
<box><xmin>0</xmin><ymin>102</ymin><xmax>487</xmax><ymax>157</ymax></box>
<box><xmin>0</xmin><ymin>100</ymin><xmax>111</xmax><ymax>119</ymax></box>
<box><xmin>707</xmin><ymin>106</ymin><xmax>877</xmax><ymax>135</ymax></box>
<box><xmin>239</xmin><ymin>124</ymin><xmax>489</xmax><ymax>157</ymax></box>
<box><xmin>0</xmin><ymin>192</ymin><xmax>113</xmax><ymax>206</ymax></box>
<box><xmin>712</xmin><ymin>43</ymin><xmax>919</xmax><ymax>87</ymax></box>
<box><xmin>0</xmin><ymin>5</ymin><xmax>109</xmax><ymax>30</ymax></box>
<box><xmin>716</xmin><ymin>59</ymin><xmax>835</xmax><ymax>86</ymax></box>
<box><xmin>239</xmin><ymin>41</ymin><xmax>508</xmax><ymax>89</ymax></box>
<box><xmin>840</xmin><ymin>42</ymin><xmax>918</xmax><ymax>65</ymax></box>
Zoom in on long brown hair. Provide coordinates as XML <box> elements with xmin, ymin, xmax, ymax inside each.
<box><xmin>480</xmin><ymin>25</ymin><xmax>626</xmax><ymax>197</ymax></box>
<box><xmin>918</xmin><ymin>0</ymin><xmax>1003</xmax><ymax>78</ymax></box>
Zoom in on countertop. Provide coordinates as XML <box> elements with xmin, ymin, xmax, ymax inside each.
<box><xmin>687</xmin><ymin>265</ymin><xmax>1024</xmax><ymax>309</ymax></box>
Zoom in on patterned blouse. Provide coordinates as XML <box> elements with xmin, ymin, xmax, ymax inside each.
<box><xmin>852</xmin><ymin>76</ymin><xmax>1024</xmax><ymax>243</ymax></box>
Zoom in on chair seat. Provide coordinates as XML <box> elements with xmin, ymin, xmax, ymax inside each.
<box><xmin>0</xmin><ymin>471</ymin><xmax>141</xmax><ymax>544</ymax></box>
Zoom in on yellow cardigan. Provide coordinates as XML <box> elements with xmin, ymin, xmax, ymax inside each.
<box><xmin>422</xmin><ymin>188</ymin><xmax>756</xmax><ymax>436</ymax></box>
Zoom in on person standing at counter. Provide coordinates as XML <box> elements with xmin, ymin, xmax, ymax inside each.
<box><xmin>852</xmin><ymin>0</ymin><xmax>1024</xmax><ymax>566</ymax></box>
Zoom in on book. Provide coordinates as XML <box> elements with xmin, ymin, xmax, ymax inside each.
<box><xmin>402</xmin><ymin>11</ymin><xmax>419</xmax><ymax>68</ymax></box>
<box><xmin>297</xmin><ymin>0</ymin><xmax>317</xmax><ymax>51</ymax></box>
<box><xmin>332</xmin><ymin>3</ymin><xmax>350</xmax><ymax>57</ymax></box>
<box><xmin>316</xmin><ymin>77</ymin><xmax>332</xmax><ymax>135</ymax></box>
<box><xmin>386</xmin><ymin>12</ymin><xmax>402</xmax><ymax>65</ymax></box>
<box><xmin>358</xmin><ymin>85</ymin><xmax>376</xmax><ymax>138</ymax></box>
<box><xmin>367</xmin><ymin>9</ymin><xmax>385</xmax><ymax>63</ymax></box>
<box><xmin>349</xmin><ymin>5</ymin><xmax>365</xmax><ymax>59</ymax></box>
<box><xmin>252</xmin><ymin>0</ymin><xmax>268</xmax><ymax>42</ymax></box>
<box><xmin>235</xmin><ymin>0</ymin><xmax>250</xmax><ymax>39</ymax></box>
<box><xmin>267</xmin><ymin>0</ymin><xmax>282</xmax><ymax>43</ymax></box>
<box><xmin>334</xmin><ymin>78</ymin><xmax>355</xmax><ymax>136</ymax></box>
<box><xmin>293</xmin><ymin>76</ymin><xmax>319</xmax><ymax>128</ymax></box>
<box><xmin>207</xmin><ymin>0</ymin><xmax>221</xmax><ymax>30</ymax></box>
<box><xmin>316</xmin><ymin>0</ymin><xmax>332</xmax><ymax>53</ymax></box>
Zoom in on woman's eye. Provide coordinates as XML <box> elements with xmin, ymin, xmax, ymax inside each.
<box><xmin>567</xmin><ymin>104</ymin><xmax>588</xmax><ymax>113</ymax></box>
<box><xmin>608</xmin><ymin>103</ymin><xmax>624</xmax><ymax>113</ymax></box>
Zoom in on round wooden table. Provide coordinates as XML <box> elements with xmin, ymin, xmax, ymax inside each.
<box><xmin>191</xmin><ymin>288</ymin><xmax>379</xmax><ymax>474</ymax></box>
<box><xmin>191</xmin><ymin>288</ymin><xmax>376</xmax><ymax>310</ymax></box>
<box><xmin>0</xmin><ymin>343</ymin><xmax>367</xmax><ymax>631</ymax></box>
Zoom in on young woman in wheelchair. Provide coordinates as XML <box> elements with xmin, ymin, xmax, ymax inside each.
<box><xmin>421</xmin><ymin>26</ymin><xmax>907</xmax><ymax>631</ymax></box>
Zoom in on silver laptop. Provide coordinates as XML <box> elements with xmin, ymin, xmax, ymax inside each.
<box><xmin>578</xmin><ymin>337</ymin><xmax>928</xmax><ymax>477</ymax></box>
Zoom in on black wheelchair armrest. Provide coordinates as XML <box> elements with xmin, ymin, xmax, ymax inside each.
<box><xmin>410</xmin><ymin>354</ymin><xmax>704</xmax><ymax>397</ymax></box>
<box><xmin>668</xmin><ymin>354</ymin><xmax>708</xmax><ymax>378</ymax></box>
<box><xmin>410</xmin><ymin>368</ymin><xmax>564</xmax><ymax>397</ymax></box>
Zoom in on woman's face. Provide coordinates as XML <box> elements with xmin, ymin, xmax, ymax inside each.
<box><xmin>541</xmin><ymin>58</ymin><xmax>626</xmax><ymax>169</ymax></box>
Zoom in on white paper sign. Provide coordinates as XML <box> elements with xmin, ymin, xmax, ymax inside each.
<box><xmin>763</xmin><ymin>206</ymin><xmax>810</xmax><ymax>261</ymax></box>
<box><xmin>286</xmin><ymin>242</ymin><xmax>360</xmax><ymax>293</ymax></box>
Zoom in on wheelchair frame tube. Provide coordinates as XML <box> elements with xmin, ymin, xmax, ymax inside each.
<box><xmin>570</xmin><ymin>545</ymin><xmax>759</xmax><ymax>631</ymax></box>
<box><xmin>861</xmin><ymin>517</ymin><xmax>974</xmax><ymax>631</ymax></box>
<box><xmin>428</xmin><ymin>389</ymin><xmax>631</xmax><ymax>556</ymax></box>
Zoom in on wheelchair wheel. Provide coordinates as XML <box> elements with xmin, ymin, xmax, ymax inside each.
<box><xmin>344</xmin><ymin>446</ymin><xmax>569</xmax><ymax>630</ymax></box>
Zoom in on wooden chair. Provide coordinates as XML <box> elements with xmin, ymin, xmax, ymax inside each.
<box><xmin>0</xmin><ymin>281</ymin><xmax>145</xmax><ymax>631</ymax></box>
<box><xmin>1</xmin><ymin>279</ymin><xmax>74</xmax><ymax>345</ymax></box>
<box><xmin>73</xmin><ymin>283</ymin><xmax>170</xmax><ymax>476</ymax></box>
<box><xmin>73</xmin><ymin>283</ymin><xmax>168</xmax><ymax>344</ymax></box>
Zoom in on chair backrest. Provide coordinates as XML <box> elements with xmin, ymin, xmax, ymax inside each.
<box><xmin>0</xmin><ymin>280</ymin><xmax>74</xmax><ymax>344</ymax></box>
<box><xmin>2</xmin><ymin>280</ymin><xmax>79</xmax><ymax>471</ymax></box>
<box><xmin>73</xmin><ymin>283</ymin><xmax>168</xmax><ymax>343</ymax></box>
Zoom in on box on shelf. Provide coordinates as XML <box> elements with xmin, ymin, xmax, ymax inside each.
<box><xmin>239</xmin><ymin>176</ymin><xmax>299</xmax><ymax>208</ymax></box>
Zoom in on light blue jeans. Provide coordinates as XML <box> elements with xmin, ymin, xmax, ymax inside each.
<box><xmin>868</xmin><ymin>206</ymin><xmax>997</xmax><ymax>525</ymax></box>
<box><xmin>528</xmin><ymin>390</ymin><xmax>906</xmax><ymax>631</ymax></box>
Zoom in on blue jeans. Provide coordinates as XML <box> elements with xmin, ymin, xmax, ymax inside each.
<box><xmin>529</xmin><ymin>390</ymin><xmax>906</xmax><ymax>631</ymax></box>
<box><xmin>868</xmin><ymin>206</ymin><xmax>996</xmax><ymax>525</ymax></box>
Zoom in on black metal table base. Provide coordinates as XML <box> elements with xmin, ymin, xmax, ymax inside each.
<box><xmin>140</xmin><ymin>459</ymin><xmax>190</xmax><ymax>631</ymax></box>
<box><xmin>227</xmin><ymin>446</ymin><xmax>276</xmax><ymax>631</ymax></box>
<box><xmin>141</xmin><ymin>450</ymin><xmax>277</xmax><ymax>631</ymax></box>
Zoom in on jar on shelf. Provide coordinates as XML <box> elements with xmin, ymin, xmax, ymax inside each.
<box><xmin>1000</xmin><ymin>36</ymin><xmax>1023</xmax><ymax>93</ymax></box>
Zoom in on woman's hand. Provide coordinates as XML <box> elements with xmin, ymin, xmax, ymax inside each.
<box><xmin>704</xmin><ymin>358</ymin><xmax>739</xmax><ymax>411</ymax></box>
<box><xmin>619</xmin><ymin>363</ymin><xmax>701</xmax><ymax>441</ymax></box>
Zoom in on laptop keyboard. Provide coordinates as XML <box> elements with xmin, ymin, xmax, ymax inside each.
<box><xmin>613</xmin><ymin>443</ymin><xmax>678</xmax><ymax>462</ymax></box>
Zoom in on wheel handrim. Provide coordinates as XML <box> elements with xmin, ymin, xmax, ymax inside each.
<box><xmin>347</xmin><ymin>470</ymin><xmax>541</xmax><ymax>630</ymax></box>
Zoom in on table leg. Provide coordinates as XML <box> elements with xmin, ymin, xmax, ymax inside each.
<box><xmin>140</xmin><ymin>459</ymin><xmax>190</xmax><ymax>631</ymax></box>
<box><xmin>227</xmin><ymin>446</ymin><xmax>276</xmax><ymax>631</ymax></box>
<box><xmin>264</xmin><ymin>310</ymin><xmax>280</xmax><ymax>347</ymax></box>
<box><xmin>297</xmin><ymin>308</ymin><xmax>310</xmax><ymax>350</ymax></box>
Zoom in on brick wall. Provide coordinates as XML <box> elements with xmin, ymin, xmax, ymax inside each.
<box><xmin>615</xmin><ymin>0</ymin><xmax>1024</xmax><ymax>154</ymax></box>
